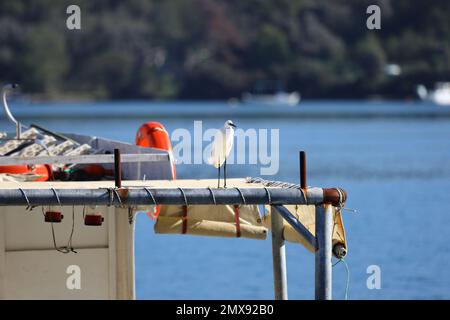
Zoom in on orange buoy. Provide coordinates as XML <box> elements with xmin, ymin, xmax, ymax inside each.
<box><xmin>0</xmin><ymin>164</ymin><xmax>52</xmax><ymax>181</ymax></box>
<box><xmin>136</xmin><ymin>121</ymin><xmax>176</xmax><ymax>218</ymax></box>
<box><xmin>136</xmin><ymin>121</ymin><xmax>176</xmax><ymax>179</ymax></box>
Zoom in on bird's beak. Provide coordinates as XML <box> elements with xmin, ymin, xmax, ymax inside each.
<box><xmin>230</xmin><ymin>123</ymin><xmax>237</xmax><ymax>128</ymax></box>
<box><xmin>2</xmin><ymin>83</ymin><xmax>18</xmax><ymax>91</ymax></box>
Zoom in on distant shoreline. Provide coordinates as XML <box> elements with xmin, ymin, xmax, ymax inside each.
<box><xmin>4</xmin><ymin>100</ymin><xmax>450</xmax><ymax>121</ymax></box>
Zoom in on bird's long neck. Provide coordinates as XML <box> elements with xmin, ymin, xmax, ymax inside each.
<box><xmin>2</xmin><ymin>89</ymin><xmax>21</xmax><ymax>138</ymax></box>
<box><xmin>2</xmin><ymin>90</ymin><xmax>18</xmax><ymax>126</ymax></box>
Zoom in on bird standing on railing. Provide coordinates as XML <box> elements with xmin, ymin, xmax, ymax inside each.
<box><xmin>209</xmin><ymin>120</ymin><xmax>236</xmax><ymax>188</ymax></box>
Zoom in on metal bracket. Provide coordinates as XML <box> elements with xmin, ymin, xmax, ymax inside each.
<box><xmin>271</xmin><ymin>204</ymin><xmax>316</xmax><ymax>249</ymax></box>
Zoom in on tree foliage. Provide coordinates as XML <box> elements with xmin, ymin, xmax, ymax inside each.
<box><xmin>0</xmin><ymin>0</ymin><xmax>449</xmax><ymax>99</ymax></box>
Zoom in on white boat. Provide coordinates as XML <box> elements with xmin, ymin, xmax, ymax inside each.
<box><xmin>0</xmin><ymin>84</ymin><xmax>176</xmax><ymax>299</ymax></box>
<box><xmin>241</xmin><ymin>81</ymin><xmax>300</xmax><ymax>107</ymax></box>
<box><xmin>242</xmin><ymin>91</ymin><xmax>301</xmax><ymax>107</ymax></box>
<box><xmin>0</xmin><ymin>84</ymin><xmax>349</xmax><ymax>300</ymax></box>
<box><xmin>417</xmin><ymin>82</ymin><xmax>450</xmax><ymax>106</ymax></box>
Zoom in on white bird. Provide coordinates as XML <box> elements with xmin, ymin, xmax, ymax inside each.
<box><xmin>209</xmin><ymin>120</ymin><xmax>236</xmax><ymax>188</ymax></box>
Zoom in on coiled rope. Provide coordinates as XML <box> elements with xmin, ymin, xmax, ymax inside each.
<box><xmin>246</xmin><ymin>177</ymin><xmax>307</xmax><ymax>203</ymax></box>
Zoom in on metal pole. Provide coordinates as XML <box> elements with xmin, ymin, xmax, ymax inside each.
<box><xmin>270</xmin><ymin>207</ymin><xmax>288</xmax><ymax>300</ymax></box>
<box><xmin>315</xmin><ymin>203</ymin><xmax>333</xmax><ymax>300</ymax></box>
<box><xmin>114</xmin><ymin>148</ymin><xmax>122</xmax><ymax>188</ymax></box>
<box><xmin>0</xmin><ymin>153</ymin><xmax>169</xmax><ymax>166</ymax></box>
<box><xmin>300</xmin><ymin>151</ymin><xmax>306</xmax><ymax>190</ymax></box>
<box><xmin>272</xmin><ymin>205</ymin><xmax>316</xmax><ymax>249</ymax></box>
<box><xmin>0</xmin><ymin>187</ymin><xmax>328</xmax><ymax>207</ymax></box>
<box><xmin>16</xmin><ymin>122</ymin><xmax>21</xmax><ymax>140</ymax></box>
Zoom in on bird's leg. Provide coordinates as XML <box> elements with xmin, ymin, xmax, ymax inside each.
<box><xmin>217</xmin><ymin>162</ymin><xmax>221</xmax><ymax>189</ymax></box>
<box><xmin>224</xmin><ymin>158</ymin><xmax>227</xmax><ymax>188</ymax></box>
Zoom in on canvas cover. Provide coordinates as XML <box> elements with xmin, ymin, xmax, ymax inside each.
<box><xmin>155</xmin><ymin>204</ymin><xmax>267</xmax><ymax>240</ymax></box>
<box><xmin>155</xmin><ymin>203</ymin><xmax>348</xmax><ymax>255</ymax></box>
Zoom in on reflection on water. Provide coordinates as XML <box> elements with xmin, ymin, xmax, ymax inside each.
<box><xmin>1</xmin><ymin>101</ymin><xmax>450</xmax><ymax>299</ymax></box>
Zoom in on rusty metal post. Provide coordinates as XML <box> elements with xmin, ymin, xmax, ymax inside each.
<box><xmin>315</xmin><ymin>203</ymin><xmax>333</xmax><ymax>300</ymax></box>
<box><xmin>114</xmin><ymin>148</ymin><xmax>122</xmax><ymax>188</ymax></box>
<box><xmin>300</xmin><ymin>151</ymin><xmax>307</xmax><ymax>190</ymax></box>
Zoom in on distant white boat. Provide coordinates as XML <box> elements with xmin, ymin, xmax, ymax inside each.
<box><xmin>417</xmin><ymin>82</ymin><xmax>450</xmax><ymax>106</ymax></box>
<box><xmin>242</xmin><ymin>91</ymin><xmax>301</xmax><ymax>107</ymax></box>
<box><xmin>240</xmin><ymin>80</ymin><xmax>300</xmax><ymax>107</ymax></box>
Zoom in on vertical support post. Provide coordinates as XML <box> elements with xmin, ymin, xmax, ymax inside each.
<box><xmin>16</xmin><ymin>122</ymin><xmax>21</xmax><ymax>140</ymax></box>
<box><xmin>0</xmin><ymin>209</ymin><xmax>6</xmax><ymax>299</ymax></box>
<box><xmin>315</xmin><ymin>203</ymin><xmax>333</xmax><ymax>300</ymax></box>
<box><xmin>114</xmin><ymin>148</ymin><xmax>122</xmax><ymax>188</ymax></box>
<box><xmin>270</xmin><ymin>206</ymin><xmax>288</xmax><ymax>300</ymax></box>
<box><xmin>114</xmin><ymin>207</ymin><xmax>136</xmax><ymax>299</ymax></box>
<box><xmin>300</xmin><ymin>151</ymin><xmax>307</xmax><ymax>190</ymax></box>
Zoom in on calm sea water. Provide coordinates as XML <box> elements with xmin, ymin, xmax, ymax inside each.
<box><xmin>2</xmin><ymin>100</ymin><xmax>450</xmax><ymax>299</ymax></box>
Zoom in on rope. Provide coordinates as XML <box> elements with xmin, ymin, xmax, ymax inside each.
<box><xmin>234</xmin><ymin>187</ymin><xmax>246</xmax><ymax>204</ymax></box>
<box><xmin>263</xmin><ymin>187</ymin><xmax>272</xmax><ymax>204</ymax></box>
<box><xmin>333</xmin><ymin>258</ymin><xmax>350</xmax><ymax>300</ymax></box>
<box><xmin>182</xmin><ymin>205</ymin><xmax>188</xmax><ymax>234</ymax></box>
<box><xmin>18</xmin><ymin>188</ymin><xmax>32</xmax><ymax>211</ymax></box>
<box><xmin>143</xmin><ymin>187</ymin><xmax>157</xmax><ymax>205</ymax></box>
<box><xmin>178</xmin><ymin>188</ymin><xmax>188</xmax><ymax>205</ymax></box>
<box><xmin>246</xmin><ymin>177</ymin><xmax>307</xmax><ymax>203</ymax></box>
<box><xmin>207</xmin><ymin>187</ymin><xmax>217</xmax><ymax>205</ymax></box>
<box><xmin>233</xmin><ymin>205</ymin><xmax>241</xmax><ymax>238</ymax></box>
<box><xmin>336</xmin><ymin>188</ymin><xmax>345</xmax><ymax>208</ymax></box>
<box><xmin>46</xmin><ymin>189</ymin><xmax>76</xmax><ymax>254</ymax></box>
<box><xmin>143</xmin><ymin>187</ymin><xmax>158</xmax><ymax>220</ymax></box>
<box><xmin>50</xmin><ymin>187</ymin><xmax>61</xmax><ymax>205</ymax></box>
<box><xmin>335</xmin><ymin>187</ymin><xmax>358</xmax><ymax>213</ymax></box>
<box><xmin>300</xmin><ymin>188</ymin><xmax>307</xmax><ymax>204</ymax></box>
<box><xmin>112</xmin><ymin>188</ymin><xmax>122</xmax><ymax>206</ymax></box>
<box><xmin>246</xmin><ymin>176</ymin><xmax>301</xmax><ymax>189</ymax></box>
<box><xmin>226</xmin><ymin>188</ymin><xmax>246</xmax><ymax>237</ymax></box>
<box><xmin>67</xmin><ymin>206</ymin><xmax>77</xmax><ymax>253</ymax></box>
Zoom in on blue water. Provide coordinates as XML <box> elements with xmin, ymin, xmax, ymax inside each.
<box><xmin>2</xmin><ymin>100</ymin><xmax>450</xmax><ymax>299</ymax></box>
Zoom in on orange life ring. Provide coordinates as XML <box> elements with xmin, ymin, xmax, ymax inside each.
<box><xmin>0</xmin><ymin>164</ymin><xmax>52</xmax><ymax>181</ymax></box>
<box><xmin>136</xmin><ymin>121</ymin><xmax>176</xmax><ymax>218</ymax></box>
